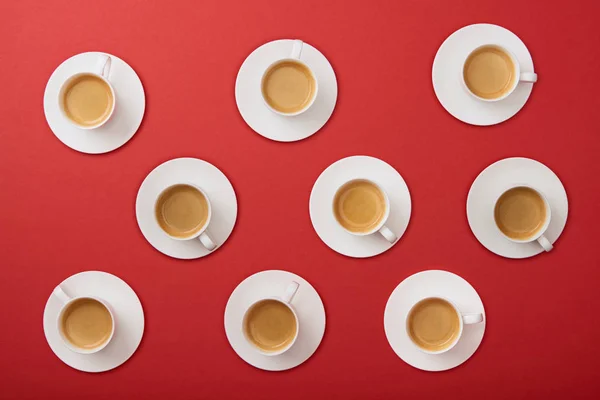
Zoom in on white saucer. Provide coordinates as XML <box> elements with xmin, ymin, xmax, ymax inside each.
<box><xmin>43</xmin><ymin>271</ymin><xmax>144</xmax><ymax>373</ymax></box>
<box><xmin>136</xmin><ymin>158</ymin><xmax>237</xmax><ymax>259</ymax></box>
<box><xmin>224</xmin><ymin>270</ymin><xmax>326</xmax><ymax>371</ymax></box>
<box><xmin>384</xmin><ymin>270</ymin><xmax>486</xmax><ymax>372</ymax></box>
<box><xmin>44</xmin><ymin>51</ymin><xmax>145</xmax><ymax>154</ymax></box>
<box><xmin>309</xmin><ymin>156</ymin><xmax>411</xmax><ymax>258</ymax></box>
<box><xmin>235</xmin><ymin>39</ymin><xmax>338</xmax><ymax>142</ymax></box>
<box><xmin>432</xmin><ymin>24</ymin><xmax>535</xmax><ymax>126</ymax></box>
<box><xmin>467</xmin><ymin>157</ymin><xmax>568</xmax><ymax>259</ymax></box>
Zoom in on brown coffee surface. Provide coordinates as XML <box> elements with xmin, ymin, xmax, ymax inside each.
<box><xmin>61</xmin><ymin>298</ymin><xmax>113</xmax><ymax>350</ymax></box>
<box><xmin>463</xmin><ymin>46</ymin><xmax>516</xmax><ymax>100</ymax></box>
<box><xmin>155</xmin><ymin>184</ymin><xmax>209</xmax><ymax>238</ymax></box>
<box><xmin>407</xmin><ymin>298</ymin><xmax>460</xmax><ymax>352</ymax></box>
<box><xmin>494</xmin><ymin>187</ymin><xmax>547</xmax><ymax>240</ymax></box>
<box><xmin>62</xmin><ymin>74</ymin><xmax>114</xmax><ymax>127</ymax></box>
<box><xmin>244</xmin><ymin>300</ymin><xmax>297</xmax><ymax>352</ymax></box>
<box><xmin>333</xmin><ymin>180</ymin><xmax>386</xmax><ymax>233</ymax></box>
<box><xmin>262</xmin><ymin>60</ymin><xmax>316</xmax><ymax>114</ymax></box>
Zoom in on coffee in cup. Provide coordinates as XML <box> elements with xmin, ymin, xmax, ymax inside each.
<box><xmin>261</xmin><ymin>40</ymin><xmax>318</xmax><ymax>116</ymax></box>
<box><xmin>154</xmin><ymin>183</ymin><xmax>216</xmax><ymax>250</ymax></box>
<box><xmin>494</xmin><ymin>185</ymin><xmax>553</xmax><ymax>251</ymax></box>
<box><xmin>58</xmin><ymin>55</ymin><xmax>115</xmax><ymax>129</ymax></box>
<box><xmin>332</xmin><ymin>179</ymin><xmax>397</xmax><ymax>243</ymax></box>
<box><xmin>462</xmin><ymin>44</ymin><xmax>537</xmax><ymax>102</ymax></box>
<box><xmin>242</xmin><ymin>282</ymin><xmax>299</xmax><ymax>356</ymax></box>
<box><xmin>406</xmin><ymin>297</ymin><xmax>483</xmax><ymax>354</ymax></box>
<box><xmin>54</xmin><ymin>286</ymin><xmax>115</xmax><ymax>354</ymax></box>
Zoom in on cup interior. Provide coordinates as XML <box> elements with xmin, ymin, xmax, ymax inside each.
<box><xmin>154</xmin><ymin>183</ymin><xmax>212</xmax><ymax>240</ymax></box>
<box><xmin>242</xmin><ymin>298</ymin><xmax>299</xmax><ymax>356</ymax></box>
<box><xmin>57</xmin><ymin>297</ymin><xmax>115</xmax><ymax>354</ymax></box>
<box><xmin>493</xmin><ymin>185</ymin><xmax>551</xmax><ymax>243</ymax></box>
<box><xmin>332</xmin><ymin>179</ymin><xmax>390</xmax><ymax>235</ymax></box>
<box><xmin>462</xmin><ymin>44</ymin><xmax>520</xmax><ymax>102</ymax></box>
<box><xmin>406</xmin><ymin>297</ymin><xmax>463</xmax><ymax>355</ymax></box>
<box><xmin>58</xmin><ymin>72</ymin><xmax>116</xmax><ymax>129</ymax></box>
<box><xmin>260</xmin><ymin>58</ymin><xmax>318</xmax><ymax>116</ymax></box>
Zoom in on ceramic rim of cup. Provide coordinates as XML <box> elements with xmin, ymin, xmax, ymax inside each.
<box><xmin>461</xmin><ymin>44</ymin><xmax>521</xmax><ymax>103</ymax></box>
<box><xmin>260</xmin><ymin>58</ymin><xmax>319</xmax><ymax>117</ymax></box>
<box><xmin>493</xmin><ymin>184</ymin><xmax>552</xmax><ymax>244</ymax></box>
<box><xmin>57</xmin><ymin>72</ymin><xmax>116</xmax><ymax>130</ymax></box>
<box><xmin>331</xmin><ymin>178</ymin><xmax>391</xmax><ymax>236</ymax></box>
<box><xmin>154</xmin><ymin>183</ymin><xmax>212</xmax><ymax>241</ymax></box>
<box><xmin>405</xmin><ymin>296</ymin><xmax>464</xmax><ymax>355</ymax></box>
<box><xmin>241</xmin><ymin>297</ymin><xmax>300</xmax><ymax>357</ymax></box>
<box><xmin>56</xmin><ymin>296</ymin><xmax>116</xmax><ymax>355</ymax></box>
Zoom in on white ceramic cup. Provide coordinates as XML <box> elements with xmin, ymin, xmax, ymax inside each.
<box><xmin>332</xmin><ymin>178</ymin><xmax>397</xmax><ymax>243</ymax></box>
<box><xmin>406</xmin><ymin>296</ymin><xmax>483</xmax><ymax>355</ymax></box>
<box><xmin>154</xmin><ymin>183</ymin><xmax>216</xmax><ymax>251</ymax></box>
<box><xmin>58</xmin><ymin>54</ymin><xmax>116</xmax><ymax>129</ymax></box>
<box><xmin>462</xmin><ymin>44</ymin><xmax>537</xmax><ymax>102</ymax></box>
<box><xmin>242</xmin><ymin>282</ymin><xmax>300</xmax><ymax>356</ymax></box>
<box><xmin>494</xmin><ymin>184</ymin><xmax>553</xmax><ymax>252</ymax></box>
<box><xmin>260</xmin><ymin>39</ymin><xmax>318</xmax><ymax>117</ymax></box>
<box><xmin>53</xmin><ymin>286</ymin><xmax>116</xmax><ymax>355</ymax></box>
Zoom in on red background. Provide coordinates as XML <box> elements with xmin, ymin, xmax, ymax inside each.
<box><xmin>1</xmin><ymin>0</ymin><xmax>600</xmax><ymax>399</ymax></box>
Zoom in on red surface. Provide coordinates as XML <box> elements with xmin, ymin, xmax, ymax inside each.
<box><xmin>1</xmin><ymin>0</ymin><xmax>600</xmax><ymax>399</ymax></box>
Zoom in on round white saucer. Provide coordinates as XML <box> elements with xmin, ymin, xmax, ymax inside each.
<box><xmin>309</xmin><ymin>156</ymin><xmax>411</xmax><ymax>258</ymax></box>
<box><xmin>44</xmin><ymin>51</ymin><xmax>145</xmax><ymax>154</ymax></box>
<box><xmin>467</xmin><ymin>157</ymin><xmax>568</xmax><ymax>259</ymax></box>
<box><xmin>43</xmin><ymin>271</ymin><xmax>144</xmax><ymax>373</ymax></box>
<box><xmin>224</xmin><ymin>270</ymin><xmax>326</xmax><ymax>371</ymax></box>
<box><xmin>384</xmin><ymin>270</ymin><xmax>486</xmax><ymax>372</ymax></box>
<box><xmin>136</xmin><ymin>158</ymin><xmax>238</xmax><ymax>259</ymax></box>
<box><xmin>432</xmin><ymin>24</ymin><xmax>535</xmax><ymax>126</ymax></box>
<box><xmin>235</xmin><ymin>39</ymin><xmax>338</xmax><ymax>142</ymax></box>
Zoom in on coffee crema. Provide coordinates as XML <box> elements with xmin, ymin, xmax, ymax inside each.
<box><xmin>244</xmin><ymin>299</ymin><xmax>297</xmax><ymax>353</ymax></box>
<box><xmin>494</xmin><ymin>186</ymin><xmax>547</xmax><ymax>240</ymax></box>
<box><xmin>407</xmin><ymin>298</ymin><xmax>460</xmax><ymax>352</ymax></box>
<box><xmin>333</xmin><ymin>180</ymin><xmax>386</xmax><ymax>234</ymax></box>
<box><xmin>62</xmin><ymin>74</ymin><xmax>114</xmax><ymax>127</ymax></box>
<box><xmin>463</xmin><ymin>45</ymin><xmax>516</xmax><ymax>100</ymax></box>
<box><xmin>155</xmin><ymin>184</ymin><xmax>209</xmax><ymax>239</ymax></box>
<box><xmin>262</xmin><ymin>60</ymin><xmax>316</xmax><ymax>114</ymax></box>
<box><xmin>60</xmin><ymin>298</ymin><xmax>113</xmax><ymax>350</ymax></box>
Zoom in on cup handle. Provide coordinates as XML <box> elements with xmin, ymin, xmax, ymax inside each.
<box><xmin>290</xmin><ymin>40</ymin><xmax>303</xmax><ymax>59</ymax></box>
<box><xmin>520</xmin><ymin>72</ymin><xmax>537</xmax><ymax>83</ymax></box>
<box><xmin>95</xmin><ymin>55</ymin><xmax>112</xmax><ymax>80</ymax></box>
<box><xmin>53</xmin><ymin>286</ymin><xmax>71</xmax><ymax>304</ymax></box>
<box><xmin>282</xmin><ymin>281</ymin><xmax>299</xmax><ymax>304</ymax></box>
<box><xmin>462</xmin><ymin>313</ymin><xmax>484</xmax><ymax>325</ymax></box>
<box><xmin>537</xmin><ymin>234</ymin><xmax>553</xmax><ymax>252</ymax></box>
<box><xmin>378</xmin><ymin>225</ymin><xmax>397</xmax><ymax>243</ymax></box>
<box><xmin>199</xmin><ymin>231</ymin><xmax>216</xmax><ymax>251</ymax></box>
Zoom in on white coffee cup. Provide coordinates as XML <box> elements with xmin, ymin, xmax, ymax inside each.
<box><xmin>260</xmin><ymin>39</ymin><xmax>318</xmax><ymax>116</ymax></box>
<box><xmin>494</xmin><ymin>184</ymin><xmax>553</xmax><ymax>252</ymax></box>
<box><xmin>332</xmin><ymin>178</ymin><xmax>397</xmax><ymax>243</ymax></box>
<box><xmin>58</xmin><ymin>54</ymin><xmax>116</xmax><ymax>129</ymax></box>
<box><xmin>53</xmin><ymin>286</ymin><xmax>115</xmax><ymax>355</ymax></box>
<box><xmin>242</xmin><ymin>282</ymin><xmax>300</xmax><ymax>356</ymax></box>
<box><xmin>154</xmin><ymin>183</ymin><xmax>216</xmax><ymax>251</ymax></box>
<box><xmin>462</xmin><ymin>44</ymin><xmax>537</xmax><ymax>102</ymax></box>
<box><xmin>406</xmin><ymin>296</ymin><xmax>483</xmax><ymax>355</ymax></box>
